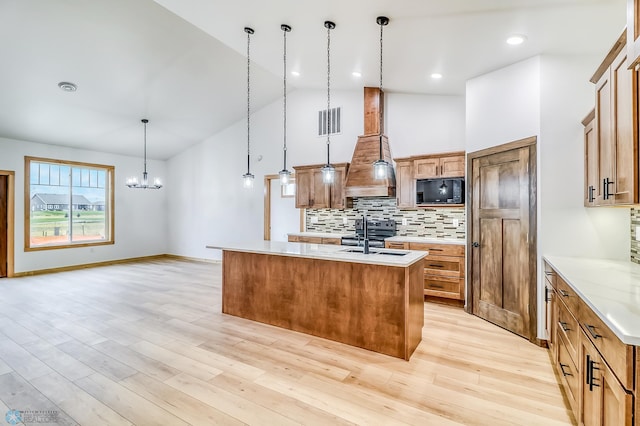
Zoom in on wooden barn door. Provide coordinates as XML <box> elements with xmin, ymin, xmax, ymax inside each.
<box><xmin>467</xmin><ymin>137</ymin><xmax>537</xmax><ymax>342</ymax></box>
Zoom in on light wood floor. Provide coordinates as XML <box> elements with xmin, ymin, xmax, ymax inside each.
<box><xmin>0</xmin><ymin>258</ymin><xmax>572</xmax><ymax>425</ymax></box>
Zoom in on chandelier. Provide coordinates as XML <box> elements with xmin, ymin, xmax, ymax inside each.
<box><xmin>126</xmin><ymin>119</ymin><xmax>162</xmax><ymax>189</ymax></box>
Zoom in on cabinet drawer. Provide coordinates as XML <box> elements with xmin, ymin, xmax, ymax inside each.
<box><xmin>385</xmin><ymin>241</ymin><xmax>408</xmax><ymax>250</ymax></box>
<box><xmin>555</xmin><ymin>275</ymin><xmax>578</xmax><ymax>316</ymax></box>
<box><xmin>424</xmin><ymin>258</ymin><xmax>461</xmax><ymax>276</ymax></box>
<box><xmin>557</xmin><ymin>333</ymin><xmax>579</xmax><ymax>420</ymax></box>
<box><xmin>556</xmin><ymin>295</ymin><xmax>578</xmax><ymax>363</ymax></box>
<box><xmin>543</xmin><ymin>262</ymin><xmax>556</xmax><ymax>288</ymax></box>
<box><xmin>410</xmin><ymin>242</ymin><xmax>464</xmax><ymax>257</ymax></box>
<box><xmin>424</xmin><ymin>276</ymin><xmax>462</xmax><ymax>299</ymax></box>
<box><xmin>577</xmin><ymin>297</ymin><xmax>634</xmax><ymax>390</ymax></box>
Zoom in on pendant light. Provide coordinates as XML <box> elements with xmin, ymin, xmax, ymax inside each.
<box><xmin>321</xmin><ymin>20</ymin><xmax>336</xmax><ymax>185</ymax></box>
<box><xmin>242</xmin><ymin>26</ymin><xmax>255</xmax><ymax>189</ymax></box>
<box><xmin>279</xmin><ymin>24</ymin><xmax>292</xmax><ymax>185</ymax></box>
<box><xmin>126</xmin><ymin>119</ymin><xmax>162</xmax><ymax>189</ymax></box>
<box><xmin>372</xmin><ymin>16</ymin><xmax>391</xmax><ymax>180</ymax></box>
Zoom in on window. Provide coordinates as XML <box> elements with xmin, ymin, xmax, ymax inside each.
<box><xmin>25</xmin><ymin>157</ymin><xmax>114</xmax><ymax>250</ymax></box>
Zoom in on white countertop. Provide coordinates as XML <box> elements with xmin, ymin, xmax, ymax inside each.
<box><xmin>386</xmin><ymin>236</ymin><xmax>466</xmax><ymax>245</ymax></box>
<box><xmin>207</xmin><ymin>240</ymin><xmax>427</xmax><ymax>267</ymax></box>
<box><xmin>287</xmin><ymin>232</ymin><xmax>350</xmax><ymax>239</ymax></box>
<box><xmin>544</xmin><ymin>255</ymin><xmax>640</xmax><ymax>346</ymax></box>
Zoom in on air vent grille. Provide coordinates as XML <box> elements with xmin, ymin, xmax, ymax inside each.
<box><xmin>318</xmin><ymin>107</ymin><xmax>341</xmax><ymax>136</ymax></box>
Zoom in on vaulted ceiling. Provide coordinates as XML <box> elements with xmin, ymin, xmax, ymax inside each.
<box><xmin>0</xmin><ymin>0</ymin><xmax>626</xmax><ymax>159</ymax></box>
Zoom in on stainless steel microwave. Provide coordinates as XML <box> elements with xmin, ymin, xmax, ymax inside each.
<box><xmin>416</xmin><ymin>177</ymin><xmax>464</xmax><ymax>205</ymax></box>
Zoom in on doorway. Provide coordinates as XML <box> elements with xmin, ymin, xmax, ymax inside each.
<box><xmin>0</xmin><ymin>170</ymin><xmax>15</xmax><ymax>278</ymax></box>
<box><xmin>263</xmin><ymin>174</ymin><xmax>304</xmax><ymax>241</ymax></box>
<box><xmin>466</xmin><ymin>137</ymin><xmax>537</xmax><ymax>342</ymax></box>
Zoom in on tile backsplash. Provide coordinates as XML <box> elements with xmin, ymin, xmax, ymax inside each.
<box><xmin>631</xmin><ymin>208</ymin><xmax>640</xmax><ymax>264</ymax></box>
<box><xmin>306</xmin><ymin>197</ymin><xmax>465</xmax><ymax>240</ymax></box>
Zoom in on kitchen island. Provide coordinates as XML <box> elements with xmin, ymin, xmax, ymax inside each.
<box><xmin>206</xmin><ymin>241</ymin><xmax>427</xmax><ymax>360</ymax></box>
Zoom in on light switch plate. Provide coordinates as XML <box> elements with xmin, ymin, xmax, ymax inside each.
<box><xmin>636</xmin><ymin>226</ymin><xmax>640</xmax><ymax>241</ymax></box>
<box><xmin>402</xmin><ymin>218</ymin><xmax>408</xmax><ymax>226</ymax></box>
<box><xmin>453</xmin><ymin>219</ymin><xmax>459</xmax><ymax>227</ymax></box>
<box><xmin>310</xmin><ymin>216</ymin><xmax>318</xmax><ymax>224</ymax></box>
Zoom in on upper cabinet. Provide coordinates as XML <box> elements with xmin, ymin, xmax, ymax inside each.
<box><xmin>587</xmin><ymin>30</ymin><xmax>638</xmax><ymax>206</ymax></box>
<box><xmin>583</xmin><ymin>109</ymin><xmax>597</xmax><ymax>206</ymax></box>
<box><xmin>293</xmin><ymin>163</ymin><xmax>349</xmax><ymax>209</ymax></box>
<box><xmin>414</xmin><ymin>153</ymin><xmax>465</xmax><ymax>179</ymax></box>
<box><xmin>395</xmin><ymin>159</ymin><xmax>415</xmax><ymax>208</ymax></box>
<box><xmin>628</xmin><ymin>0</ymin><xmax>640</xmax><ymax>68</ymax></box>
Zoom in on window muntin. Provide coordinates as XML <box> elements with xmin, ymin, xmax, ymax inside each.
<box><xmin>25</xmin><ymin>157</ymin><xmax>114</xmax><ymax>250</ymax></box>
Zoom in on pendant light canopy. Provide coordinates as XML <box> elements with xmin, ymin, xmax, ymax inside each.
<box><xmin>126</xmin><ymin>119</ymin><xmax>162</xmax><ymax>189</ymax></box>
<box><xmin>242</xmin><ymin>26</ymin><xmax>255</xmax><ymax>189</ymax></box>
<box><xmin>373</xmin><ymin>16</ymin><xmax>391</xmax><ymax>180</ymax></box>
<box><xmin>321</xmin><ymin>20</ymin><xmax>336</xmax><ymax>185</ymax></box>
<box><xmin>279</xmin><ymin>24</ymin><xmax>292</xmax><ymax>185</ymax></box>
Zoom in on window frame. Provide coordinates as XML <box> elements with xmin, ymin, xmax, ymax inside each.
<box><xmin>24</xmin><ymin>156</ymin><xmax>115</xmax><ymax>251</ymax></box>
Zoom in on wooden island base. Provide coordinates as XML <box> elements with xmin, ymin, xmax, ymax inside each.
<box><xmin>222</xmin><ymin>250</ymin><xmax>425</xmax><ymax>360</ymax></box>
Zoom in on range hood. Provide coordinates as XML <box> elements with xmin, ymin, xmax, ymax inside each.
<box><xmin>344</xmin><ymin>87</ymin><xmax>396</xmax><ymax>198</ymax></box>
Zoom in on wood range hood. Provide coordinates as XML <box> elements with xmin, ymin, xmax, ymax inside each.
<box><xmin>344</xmin><ymin>87</ymin><xmax>396</xmax><ymax>198</ymax></box>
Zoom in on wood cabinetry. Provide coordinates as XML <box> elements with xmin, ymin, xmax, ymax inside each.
<box><xmin>544</xmin><ymin>261</ymin><xmax>635</xmax><ymax>425</ymax></box>
<box><xmin>588</xmin><ymin>30</ymin><xmax>638</xmax><ymax>206</ymax></box>
<box><xmin>388</xmin><ymin>241</ymin><xmax>465</xmax><ymax>302</ymax></box>
<box><xmin>583</xmin><ymin>109</ymin><xmax>597</xmax><ymax>206</ymax></box>
<box><xmin>395</xmin><ymin>160</ymin><xmax>414</xmax><ymax>208</ymax></box>
<box><xmin>414</xmin><ymin>154</ymin><xmax>465</xmax><ymax>179</ymax></box>
<box><xmin>287</xmin><ymin>235</ymin><xmax>341</xmax><ymax>245</ymax></box>
<box><xmin>293</xmin><ymin>163</ymin><xmax>349</xmax><ymax>209</ymax></box>
<box><xmin>627</xmin><ymin>0</ymin><xmax>640</xmax><ymax>68</ymax></box>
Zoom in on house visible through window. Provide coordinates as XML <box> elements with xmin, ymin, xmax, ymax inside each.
<box><xmin>25</xmin><ymin>157</ymin><xmax>114</xmax><ymax>250</ymax></box>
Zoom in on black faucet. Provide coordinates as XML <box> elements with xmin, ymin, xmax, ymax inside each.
<box><xmin>362</xmin><ymin>214</ymin><xmax>370</xmax><ymax>254</ymax></box>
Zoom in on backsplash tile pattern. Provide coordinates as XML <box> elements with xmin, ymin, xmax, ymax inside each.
<box><xmin>306</xmin><ymin>197</ymin><xmax>465</xmax><ymax>239</ymax></box>
<box><xmin>631</xmin><ymin>208</ymin><xmax>640</xmax><ymax>264</ymax></box>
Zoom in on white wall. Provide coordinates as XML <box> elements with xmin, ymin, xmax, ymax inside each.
<box><xmin>465</xmin><ymin>55</ymin><xmax>630</xmax><ymax>339</ymax></box>
<box><xmin>0</xmin><ymin>136</ymin><xmax>168</xmax><ymax>273</ymax></box>
<box><xmin>167</xmin><ymin>88</ymin><xmax>466</xmax><ymax>260</ymax></box>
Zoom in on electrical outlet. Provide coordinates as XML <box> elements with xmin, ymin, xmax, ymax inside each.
<box><xmin>453</xmin><ymin>219</ymin><xmax>459</xmax><ymax>227</ymax></box>
<box><xmin>311</xmin><ymin>216</ymin><xmax>318</xmax><ymax>224</ymax></box>
<box><xmin>402</xmin><ymin>218</ymin><xmax>408</xmax><ymax>226</ymax></box>
<box><xmin>343</xmin><ymin>217</ymin><xmax>348</xmax><ymax>225</ymax></box>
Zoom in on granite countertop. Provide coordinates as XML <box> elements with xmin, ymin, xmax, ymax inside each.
<box><xmin>544</xmin><ymin>255</ymin><xmax>640</xmax><ymax>346</ymax></box>
<box><xmin>385</xmin><ymin>236</ymin><xmax>466</xmax><ymax>245</ymax></box>
<box><xmin>287</xmin><ymin>231</ymin><xmax>350</xmax><ymax>239</ymax></box>
<box><xmin>207</xmin><ymin>241</ymin><xmax>427</xmax><ymax>267</ymax></box>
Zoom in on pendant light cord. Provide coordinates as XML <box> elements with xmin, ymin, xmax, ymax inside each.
<box><xmin>246</xmin><ymin>28</ymin><xmax>251</xmax><ymax>174</ymax></box>
<box><xmin>283</xmin><ymin>26</ymin><xmax>288</xmax><ymax>170</ymax></box>
<box><xmin>326</xmin><ymin>22</ymin><xmax>331</xmax><ymax>165</ymax></box>
<box><xmin>379</xmin><ymin>19</ymin><xmax>384</xmax><ymax>158</ymax></box>
<box><xmin>143</xmin><ymin>120</ymin><xmax>148</xmax><ymax>175</ymax></box>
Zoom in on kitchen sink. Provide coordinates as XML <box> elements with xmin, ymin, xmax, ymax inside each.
<box><xmin>339</xmin><ymin>248</ymin><xmax>408</xmax><ymax>256</ymax></box>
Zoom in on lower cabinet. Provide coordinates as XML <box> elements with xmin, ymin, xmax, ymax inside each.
<box><xmin>387</xmin><ymin>241</ymin><xmax>465</xmax><ymax>302</ymax></box>
<box><xmin>545</xmin><ymin>261</ymin><xmax>635</xmax><ymax>425</ymax></box>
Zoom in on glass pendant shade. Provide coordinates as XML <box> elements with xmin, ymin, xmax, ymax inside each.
<box><xmin>279</xmin><ymin>169</ymin><xmax>291</xmax><ymax>185</ymax></box>
<box><xmin>321</xmin><ymin>164</ymin><xmax>335</xmax><ymax>184</ymax></box>
<box><xmin>243</xmin><ymin>172</ymin><xmax>255</xmax><ymax>189</ymax></box>
<box><xmin>373</xmin><ymin>159</ymin><xmax>389</xmax><ymax>179</ymax></box>
<box><xmin>439</xmin><ymin>181</ymin><xmax>447</xmax><ymax>194</ymax></box>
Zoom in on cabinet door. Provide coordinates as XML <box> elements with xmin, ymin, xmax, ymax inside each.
<box><xmin>595</xmin><ymin>68</ymin><xmax>613</xmax><ymax>206</ymax></box>
<box><xmin>395</xmin><ymin>161</ymin><xmax>415</xmax><ymax>208</ymax></box>
<box><xmin>330</xmin><ymin>165</ymin><xmax>348</xmax><ymax>209</ymax></box>
<box><xmin>440</xmin><ymin>155</ymin><xmax>465</xmax><ymax>178</ymax></box>
<box><xmin>414</xmin><ymin>158</ymin><xmax>440</xmax><ymax>178</ymax></box>
<box><xmin>627</xmin><ymin>0</ymin><xmax>640</xmax><ymax>68</ymax></box>
<box><xmin>611</xmin><ymin>48</ymin><xmax>636</xmax><ymax>205</ymax></box>
<box><xmin>580</xmin><ymin>332</ymin><xmax>633</xmax><ymax>426</ymax></box>
<box><xmin>295</xmin><ymin>169</ymin><xmax>313</xmax><ymax>209</ymax></box>
<box><xmin>311</xmin><ymin>169</ymin><xmax>330</xmax><ymax>208</ymax></box>
<box><xmin>584</xmin><ymin>112</ymin><xmax>598</xmax><ymax>206</ymax></box>
<box><xmin>544</xmin><ymin>281</ymin><xmax>555</xmax><ymax>352</ymax></box>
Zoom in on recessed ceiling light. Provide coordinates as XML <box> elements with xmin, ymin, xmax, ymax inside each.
<box><xmin>291</xmin><ymin>71</ymin><xmax>300</xmax><ymax>77</ymax></box>
<box><xmin>430</xmin><ymin>73</ymin><xmax>443</xmax><ymax>79</ymax></box>
<box><xmin>506</xmin><ymin>35</ymin><xmax>527</xmax><ymax>45</ymax></box>
<box><xmin>58</xmin><ymin>81</ymin><xmax>77</xmax><ymax>92</ymax></box>
<box><xmin>352</xmin><ymin>71</ymin><xmax>362</xmax><ymax>78</ymax></box>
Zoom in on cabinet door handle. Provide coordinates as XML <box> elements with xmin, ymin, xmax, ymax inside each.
<box><xmin>429</xmin><ymin>248</ymin><xmax>443</xmax><ymax>251</ymax></box>
<box><xmin>587</xmin><ymin>355</ymin><xmax>600</xmax><ymax>391</ymax></box>
<box><xmin>472</xmin><ymin>242</ymin><xmax>479</xmax><ymax>248</ymax></box>
<box><xmin>545</xmin><ymin>287</ymin><xmax>551</xmax><ymax>302</ymax></box>
<box><xmin>559</xmin><ymin>363</ymin><xmax>572</xmax><ymax>377</ymax></box>
<box><xmin>544</xmin><ymin>271</ymin><xmax>554</xmax><ymax>276</ymax></box>
<box><xmin>428</xmin><ymin>264</ymin><xmax>444</xmax><ymax>268</ymax></box>
<box><xmin>603</xmin><ymin>178</ymin><xmax>615</xmax><ymax>200</ymax></box>
<box><xmin>429</xmin><ymin>284</ymin><xmax>444</xmax><ymax>289</ymax></box>
<box><xmin>558</xmin><ymin>321</ymin><xmax>570</xmax><ymax>332</ymax></box>
<box><xmin>586</xmin><ymin>354</ymin><xmax>592</xmax><ymax>386</ymax></box>
<box><xmin>588</xmin><ymin>185</ymin><xmax>595</xmax><ymax>203</ymax></box>
<box><xmin>585</xmin><ymin>324</ymin><xmax>601</xmax><ymax>340</ymax></box>
<box><xmin>558</xmin><ymin>289</ymin><xmax>569</xmax><ymax>297</ymax></box>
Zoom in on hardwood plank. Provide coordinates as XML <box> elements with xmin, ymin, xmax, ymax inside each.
<box><xmin>75</xmin><ymin>373</ymin><xmax>190</xmax><ymax>426</ymax></box>
<box><xmin>91</xmin><ymin>340</ymin><xmax>180</xmax><ymax>382</ymax></box>
<box><xmin>55</xmin><ymin>340</ymin><xmax>136</xmax><ymax>381</ymax></box>
<box><xmin>120</xmin><ymin>373</ymin><xmax>243</xmax><ymax>425</ymax></box>
<box><xmin>22</xmin><ymin>338</ymin><xmax>94</xmax><ymax>382</ymax></box>
<box><xmin>30</xmin><ymin>372</ymin><xmax>133</xmax><ymax>426</ymax></box>
<box><xmin>0</xmin><ymin>334</ymin><xmax>55</xmax><ymax>380</ymax></box>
